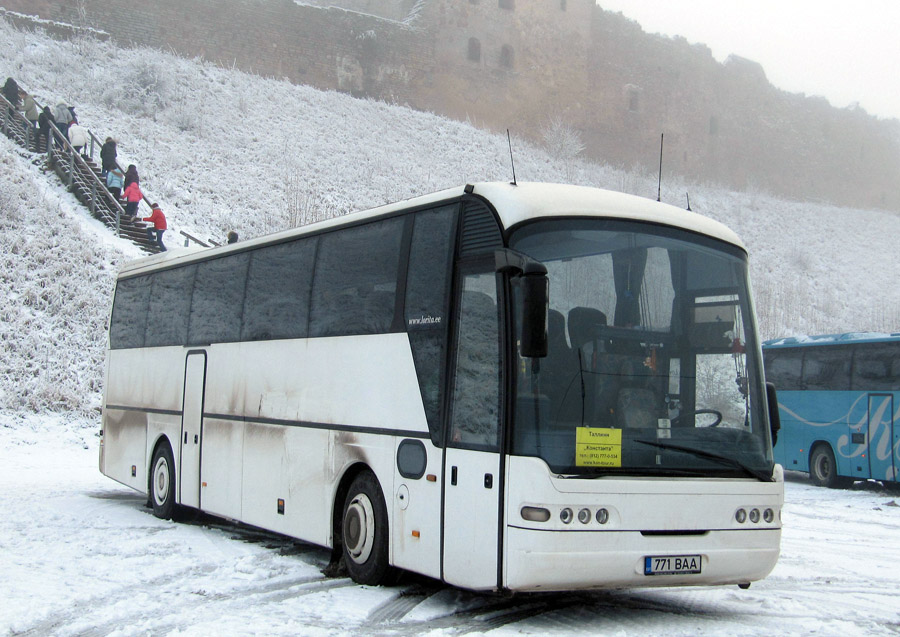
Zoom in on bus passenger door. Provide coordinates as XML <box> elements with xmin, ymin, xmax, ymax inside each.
<box><xmin>867</xmin><ymin>394</ymin><xmax>895</xmax><ymax>482</ymax></box>
<box><xmin>442</xmin><ymin>271</ymin><xmax>504</xmax><ymax>590</ymax></box>
<box><xmin>180</xmin><ymin>351</ymin><xmax>207</xmax><ymax>509</ymax></box>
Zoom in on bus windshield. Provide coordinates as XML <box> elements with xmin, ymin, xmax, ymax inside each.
<box><xmin>509</xmin><ymin>219</ymin><xmax>773</xmax><ymax>480</ymax></box>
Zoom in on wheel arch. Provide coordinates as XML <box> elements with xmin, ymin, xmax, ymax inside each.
<box><xmin>808</xmin><ymin>440</ymin><xmax>839</xmax><ymax>473</ymax></box>
<box><xmin>330</xmin><ymin>462</ymin><xmax>378</xmax><ymax>552</ymax></box>
<box><xmin>147</xmin><ymin>433</ymin><xmax>175</xmax><ymax>496</ymax></box>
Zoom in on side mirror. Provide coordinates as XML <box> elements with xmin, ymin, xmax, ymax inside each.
<box><xmin>765</xmin><ymin>381</ymin><xmax>781</xmax><ymax>447</ymax></box>
<box><xmin>520</xmin><ymin>271</ymin><xmax>549</xmax><ymax>358</ymax></box>
<box><xmin>494</xmin><ymin>248</ymin><xmax>549</xmax><ymax>359</ymax></box>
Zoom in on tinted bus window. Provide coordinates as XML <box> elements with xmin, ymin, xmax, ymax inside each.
<box><xmin>242</xmin><ymin>238</ymin><xmax>316</xmax><ymax>341</ymax></box>
<box><xmin>310</xmin><ymin>217</ymin><xmax>404</xmax><ymax>337</ymax></box>
<box><xmin>450</xmin><ymin>274</ymin><xmax>501</xmax><ymax>450</ymax></box>
<box><xmin>145</xmin><ymin>265</ymin><xmax>196</xmax><ymax>347</ymax></box>
<box><xmin>109</xmin><ymin>276</ymin><xmax>151</xmax><ymax>349</ymax></box>
<box><xmin>802</xmin><ymin>345</ymin><xmax>851</xmax><ymax>391</ymax></box>
<box><xmin>851</xmin><ymin>342</ymin><xmax>900</xmax><ymax>391</ymax></box>
<box><xmin>405</xmin><ymin>205</ymin><xmax>457</xmax><ymax>442</ymax></box>
<box><xmin>763</xmin><ymin>348</ymin><xmax>802</xmax><ymax>391</ymax></box>
<box><xmin>188</xmin><ymin>252</ymin><xmax>251</xmax><ymax>345</ymax></box>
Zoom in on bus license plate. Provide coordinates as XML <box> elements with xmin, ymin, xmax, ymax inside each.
<box><xmin>644</xmin><ymin>555</ymin><xmax>701</xmax><ymax>575</ymax></box>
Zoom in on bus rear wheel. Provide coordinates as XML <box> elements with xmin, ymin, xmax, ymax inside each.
<box><xmin>341</xmin><ymin>471</ymin><xmax>392</xmax><ymax>585</ymax></box>
<box><xmin>810</xmin><ymin>445</ymin><xmax>846</xmax><ymax>488</ymax></box>
<box><xmin>150</xmin><ymin>442</ymin><xmax>177</xmax><ymax>519</ymax></box>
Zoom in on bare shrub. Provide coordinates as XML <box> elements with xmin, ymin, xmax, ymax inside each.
<box><xmin>541</xmin><ymin>115</ymin><xmax>584</xmax><ymax>181</ymax></box>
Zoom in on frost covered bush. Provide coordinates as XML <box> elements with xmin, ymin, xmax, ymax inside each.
<box><xmin>0</xmin><ymin>149</ymin><xmax>121</xmax><ymax>415</ymax></box>
<box><xmin>102</xmin><ymin>59</ymin><xmax>170</xmax><ymax>116</ymax></box>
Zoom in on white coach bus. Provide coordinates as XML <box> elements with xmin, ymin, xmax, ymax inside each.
<box><xmin>100</xmin><ymin>182</ymin><xmax>783</xmax><ymax>592</ymax></box>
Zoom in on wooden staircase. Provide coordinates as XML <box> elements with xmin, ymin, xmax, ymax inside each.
<box><xmin>1</xmin><ymin>92</ymin><xmax>164</xmax><ymax>254</ymax></box>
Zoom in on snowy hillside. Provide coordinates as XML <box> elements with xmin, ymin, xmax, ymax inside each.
<box><xmin>3</xmin><ymin>17</ymin><xmax>900</xmax><ymax>637</ymax></box>
<box><xmin>1</xmin><ymin>18</ymin><xmax>899</xmax><ymax>414</ymax></box>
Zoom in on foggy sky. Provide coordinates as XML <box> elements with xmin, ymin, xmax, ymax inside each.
<box><xmin>596</xmin><ymin>0</ymin><xmax>900</xmax><ymax>121</ymax></box>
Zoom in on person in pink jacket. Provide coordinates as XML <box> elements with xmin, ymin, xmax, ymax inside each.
<box><xmin>141</xmin><ymin>203</ymin><xmax>167</xmax><ymax>252</ymax></box>
<box><xmin>123</xmin><ymin>179</ymin><xmax>142</xmax><ymax>220</ymax></box>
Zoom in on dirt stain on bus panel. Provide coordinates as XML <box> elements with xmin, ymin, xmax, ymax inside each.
<box><xmin>329</xmin><ymin>431</ymin><xmax>369</xmax><ymax>481</ymax></box>
<box><xmin>102</xmin><ymin>408</ymin><xmax>148</xmax><ymax>485</ymax></box>
<box><xmin>103</xmin><ymin>408</ymin><xmax>148</xmax><ymax>444</ymax></box>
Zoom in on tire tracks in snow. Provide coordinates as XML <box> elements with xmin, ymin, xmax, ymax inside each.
<box><xmin>12</xmin><ymin>573</ymin><xmax>354</xmax><ymax>637</ymax></box>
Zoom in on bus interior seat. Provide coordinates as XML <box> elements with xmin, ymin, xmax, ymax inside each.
<box><xmin>543</xmin><ymin>309</ymin><xmax>578</xmax><ymax>416</ymax></box>
<box><xmin>567</xmin><ymin>307</ymin><xmax>608</xmax><ymax>355</ymax></box>
<box><xmin>616</xmin><ymin>358</ymin><xmax>664</xmax><ymax>428</ymax></box>
<box><xmin>559</xmin><ymin>307</ymin><xmax>618</xmax><ymax>425</ymax></box>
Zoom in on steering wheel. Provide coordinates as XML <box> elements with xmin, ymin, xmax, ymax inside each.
<box><xmin>671</xmin><ymin>409</ymin><xmax>723</xmax><ymax>427</ymax></box>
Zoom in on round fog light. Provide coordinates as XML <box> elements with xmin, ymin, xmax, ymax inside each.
<box><xmin>749</xmin><ymin>508</ymin><xmax>760</xmax><ymax>523</ymax></box>
<box><xmin>596</xmin><ymin>508</ymin><xmax>609</xmax><ymax>524</ymax></box>
<box><xmin>560</xmin><ymin>508</ymin><xmax>573</xmax><ymax>524</ymax></box>
<box><xmin>763</xmin><ymin>508</ymin><xmax>774</xmax><ymax>523</ymax></box>
<box><xmin>578</xmin><ymin>508</ymin><xmax>591</xmax><ymax>524</ymax></box>
<box><xmin>735</xmin><ymin>508</ymin><xmax>747</xmax><ymax>523</ymax></box>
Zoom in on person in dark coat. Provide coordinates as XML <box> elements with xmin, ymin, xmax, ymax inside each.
<box><xmin>123</xmin><ymin>164</ymin><xmax>139</xmax><ymax>189</ymax></box>
<box><xmin>3</xmin><ymin>77</ymin><xmax>20</xmax><ymax>117</ymax></box>
<box><xmin>37</xmin><ymin>106</ymin><xmax>55</xmax><ymax>151</ymax></box>
<box><xmin>2</xmin><ymin>77</ymin><xmax>19</xmax><ymax>104</ymax></box>
<box><xmin>100</xmin><ymin>137</ymin><xmax>117</xmax><ymax>177</ymax></box>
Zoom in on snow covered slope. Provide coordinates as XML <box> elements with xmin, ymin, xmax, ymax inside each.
<box><xmin>2</xmin><ymin>16</ymin><xmax>899</xmax><ymax>416</ymax></box>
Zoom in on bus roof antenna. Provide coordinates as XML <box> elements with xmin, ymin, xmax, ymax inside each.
<box><xmin>686</xmin><ymin>192</ymin><xmax>692</xmax><ymax>211</ymax></box>
<box><xmin>656</xmin><ymin>133</ymin><xmax>664</xmax><ymax>202</ymax></box>
<box><xmin>507</xmin><ymin>129</ymin><xmax>518</xmax><ymax>186</ymax></box>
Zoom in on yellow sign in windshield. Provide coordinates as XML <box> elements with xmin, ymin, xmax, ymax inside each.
<box><xmin>575</xmin><ymin>427</ymin><xmax>622</xmax><ymax>467</ymax></box>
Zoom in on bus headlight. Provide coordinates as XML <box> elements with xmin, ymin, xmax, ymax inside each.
<box><xmin>520</xmin><ymin>506</ymin><xmax>551</xmax><ymax>522</ymax></box>
<box><xmin>577</xmin><ymin>508</ymin><xmax>591</xmax><ymax>524</ymax></box>
<box><xmin>735</xmin><ymin>508</ymin><xmax>747</xmax><ymax>523</ymax></box>
<box><xmin>749</xmin><ymin>508</ymin><xmax>760</xmax><ymax>523</ymax></box>
<box><xmin>596</xmin><ymin>508</ymin><xmax>609</xmax><ymax>524</ymax></box>
<box><xmin>763</xmin><ymin>508</ymin><xmax>774</xmax><ymax>523</ymax></box>
<box><xmin>560</xmin><ymin>508</ymin><xmax>573</xmax><ymax>524</ymax></box>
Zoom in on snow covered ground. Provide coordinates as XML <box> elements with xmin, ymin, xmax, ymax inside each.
<box><xmin>1</xmin><ymin>412</ymin><xmax>899</xmax><ymax>636</ymax></box>
<box><xmin>3</xmin><ymin>16</ymin><xmax>900</xmax><ymax>636</ymax></box>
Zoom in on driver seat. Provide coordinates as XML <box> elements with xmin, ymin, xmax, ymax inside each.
<box><xmin>615</xmin><ymin>358</ymin><xmax>663</xmax><ymax>428</ymax></box>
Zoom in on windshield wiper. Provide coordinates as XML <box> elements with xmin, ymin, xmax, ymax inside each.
<box><xmin>634</xmin><ymin>439</ymin><xmax>774</xmax><ymax>482</ymax></box>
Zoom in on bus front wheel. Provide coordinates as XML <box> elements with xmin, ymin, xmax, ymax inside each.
<box><xmin>150</xmin><ymin>442</ymin><xmax>177</xmax><ymax>519</ymax></box>
<box><xmin>341</xmin><ymin>471</ymin><xmax>392</xmax><ymax>585</ymax></box>
<box><xmin>810</xmin><ymin>445</ymin><xmax>846</xmax><ymax>488</ymax></box>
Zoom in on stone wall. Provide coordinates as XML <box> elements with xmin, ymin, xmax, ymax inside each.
<box><xmin>3</xmin><ymin>0</ymin><xmax>898</xmax><ymax>210</ymax></box>
<box><xmin>1</xmin><ymin>0</ymin><xmax>434</xmax><ymax>103</ymax></box>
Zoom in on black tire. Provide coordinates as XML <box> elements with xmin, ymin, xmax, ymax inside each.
<box><xmin>149</xmin><ymin>442</ymin><xmax>177</xmax><ymax>519</ymax></box>
<box><xmin>809</xmin><ymin>445</ymin><xmax>846</xmax><ymax>488</ymax></box>
<box><xmin>341</xmin><ymin>471</ymin><xmax>392</xmax><ymax>585</ymax></box>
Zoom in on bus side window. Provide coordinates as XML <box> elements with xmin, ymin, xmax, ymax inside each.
<box><xmin>851</xmin><ymin>342</ymin><xmax>900</xmax><ymax>391</ymax></box>
<box><xmin>405</xmin><ymin>205</ymin><xmax>456</xmax><ymax>445</ymax></box>
<box><xmin>449</xmin><ymin>275</ymin><xmax>501</xmax><ymax>450</ymax></box>
<box><xmin>310</xmin><ymin>217</ymin><xmax>404</xmax><ymax>337</ymax></box>
<box><xmin>145</xmin><ymin>265</ymin><xmax>196</xmax><ymax>347</ymax></box>
<box><xmin>109</xmin><ymin>276</ymin><xmax>151</xmax><ymax>349</ymax></box>
<box><xmin>242</xmin><ymin>238</ymin><xmax>316</xmax><ymax>342</ymax></box>
<box><xmin>764</xmin><ymin>349</ymin><xmax>802</xmax><ymax>391</ymax></box>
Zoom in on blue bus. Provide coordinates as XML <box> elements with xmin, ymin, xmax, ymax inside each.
<box><xmin>762</xmin><ymin>333</ymin><xmax>900</xmax><ymax>487</ymax></box>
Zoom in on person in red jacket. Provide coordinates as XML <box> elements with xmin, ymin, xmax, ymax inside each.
<box><xmin>123</xmin><ymin>178</ymin><xmax>142</xmax><ymax>220</ymax></box>
<box><xmin>141</xmin><ymin>203</ymin><xmax>167</xmax><ymax>252</ymax></box>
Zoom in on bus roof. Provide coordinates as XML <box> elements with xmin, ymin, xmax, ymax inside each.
<box><xmin>119</xmin><ymin>182</ymin><xmax>746</xmax><ymax>277</ymax></box>
<box><xmin>763</xmin><ymin>332</ymin><xmax>900</xmax><ymax>349</ymax></box>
